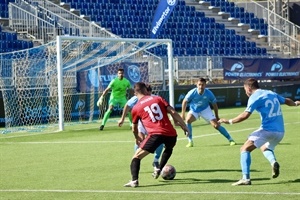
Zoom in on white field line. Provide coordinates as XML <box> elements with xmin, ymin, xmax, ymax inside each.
<box><xmin>0</xmin><ymin>189</ymin><xmax>299</xmax><ymax>196</ymax></box>
<box><xmin>0</xmin><ymin>128</ymin><xmax>259</xmax><ymax>144</ymax></box>
<box><xmin>1</xmin><ymin>121</ymin><xmax>300</xmax><ymax>143</ymax></box>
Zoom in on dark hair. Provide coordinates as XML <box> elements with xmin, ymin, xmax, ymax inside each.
<box><xmin>199</xmin><ymin>78</ymin><xmax>207</xmax><ymax>83</ymax></box>
<box><xmin>146</xmin><ymin>84</ymin><xmax>152</xmax><ymax>92</ymax></box>
<box><xmin>244</xmin><ymin>78</ymin><xmax>260</xmax><ymax>89</ymax></box>
<box><xmin>134</xmin><ymin>82</ymin><xmax>147</xmax><ymax>95</ymax></box>
<box><xmin>118</xmin><ymin>68</ymin><xmax>124</xmax><ymax>72</ymax></box>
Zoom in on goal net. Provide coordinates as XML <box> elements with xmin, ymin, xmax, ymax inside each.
<box><xmin>0</xmin><ymin>36</ymin><xmax>174</xmax><ymax>133</ymax></box>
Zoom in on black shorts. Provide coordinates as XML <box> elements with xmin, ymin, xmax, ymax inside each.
<box><xmin>140</xmin><ymin>134</ymin><xmax>177</xmax><ymax>153</ymax></box>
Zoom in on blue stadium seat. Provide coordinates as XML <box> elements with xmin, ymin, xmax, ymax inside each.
<box><xmin>223</xmin><ymin>48</ymin><xmax>230</xmax><ymax>56</ymax></box>
<box><xmin>185</xmin><ymin>41</ymin><xmax>192</xmax><ymax>48</ymax></box>
<box><xmin>186</xmin><ymin>47</ymin><xmax>196</xmax><ymax>56</ymax></box>
<box><xmin>202</xmin><ymin>41</ymin><xmax>208</xmax><ymax>48</ymax></box>
<box><xmin>262</xmin><ymin>48</ymin><xmax>267</xmax><ymax>55</ymax></box>
<box><xmin>213</xmin><ymin>41</ymin><xmax>220</xmax><ymax>48</ymax></box>
<box><xmin>174</xmin><ymin>48</ymin><xmax>184</xmax><ymax>56</ymax></box>
<box><xmin>256</xmin><ymin>47</ymin><xmax>262</xmax><ymax>55</ymax></box>
<box><xmin>235</xmin><ymin>47</ymin><xmax>242</xmax><ymax>55</ymax></box>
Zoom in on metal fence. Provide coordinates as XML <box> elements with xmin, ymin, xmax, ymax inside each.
<box><xmin>235</xmin><ymin>0</ymin><xmax>300</xmax><ymax>56</ymax></box>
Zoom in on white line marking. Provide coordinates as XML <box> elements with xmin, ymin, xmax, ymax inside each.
<box><xmin>1</xmin><ymin>122</ymin><xmax>299</xmax><ymax>144</ymax></box>
<box><xmin>0</xmin><ymin>189</ymin><xmax>299</xmax><ymax>196</ymax></box>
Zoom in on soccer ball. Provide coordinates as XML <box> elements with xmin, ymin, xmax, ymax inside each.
<box><xmin>161</xmin><ymin>164</ymin><xmax>176</xmax><ymax>180</ymax></box>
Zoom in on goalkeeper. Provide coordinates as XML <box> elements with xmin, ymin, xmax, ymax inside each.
<box><xmin>97</xmin><ymin>68</ymin><xmax>132</xmax><ymax>131</ymax></box>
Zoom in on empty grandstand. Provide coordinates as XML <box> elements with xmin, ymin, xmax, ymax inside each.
<box><xmin>0</xmin><ymin>0</ymin><xmax>299</xmax><ymax>132</ymax></box>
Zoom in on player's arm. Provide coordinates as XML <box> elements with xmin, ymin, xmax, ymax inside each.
<box><xmin>101</xmin><ymin>86</ymin><xmax>111</xmax><ymax>98</ymax></box>
<box><xmin>118</xmin><ymin>103</ymin><xmax>132</xmax><ymax>127</ymax></box>
<box><xmin>97</xmin><ymin>86</ymin><xmax>111</xmax><ymax>106</ymax></box>
<box><xmin>284</xmin><ymin>98</ymin><xmax>300</xmax><ymax>107</ymax></box>
<box><xmin>211</xmin><ymin>103</ymin><xmax>220</xmax><ymax>120</ymax></box>
<box><xmin>219</xmin><ymin>111</ymin><xmax>251</xmax><ymax>125</ymax></box>
<box><xmin>181</xmin><ymin>98</ymin><xmax>188</xmax><ymax>120</ymax></box>
<box><xmin>167</xmin><ymin>106</ymin><xmax>190</xmax><ymax>136</ymax></box>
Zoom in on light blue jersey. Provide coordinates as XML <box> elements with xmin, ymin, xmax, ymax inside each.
<box><xmin>127</xmin><ymin>96</ymin><xmax>138</xmax><ymax>109</ymax></box>
<box><xmin>245</xmin><ymin>89</ymin><xmax>286</xmax><ymax>132</ymax></box>
<box><xmin>185</xmin><ymin>88</ymin><xmax>217</xmax><ymax>112</ymax></box>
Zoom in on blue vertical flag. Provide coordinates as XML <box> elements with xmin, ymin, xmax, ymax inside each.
<box><xmin>150</xmin><ymin>0</ymin><xmax>178</xmax><ymax>38</ymax></box>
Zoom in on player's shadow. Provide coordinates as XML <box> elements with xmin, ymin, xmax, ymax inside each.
<box><xmin>278</xmin><ymin>142</ymin><xmax>292</xmax><ymax>146</ymax></box>
<box><xmin>291</xmin><ymin>179</ymin><xmax>300</xmax><ymax>183</ymax></box>
<box><xmin>139</xmin><ymin>178</ymin><xmax>240</xmax><ymax>188</ymax></box>
<box><xmin>179</xmin><ymin>169</ymin><xmax>250</xmax><ymax>173</ymax></box>
<box><xmin>255</xmin><ymin>178</ymin><xmax>300</xmax><ymax>185</ymax></box>
<box><xmin>140</xmin><ymin>176</ymin><xmax>272</xmax><ymax>188</ymax></box>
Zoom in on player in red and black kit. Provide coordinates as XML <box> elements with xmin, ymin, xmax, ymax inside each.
<box><xmin>124</xmin><ymin>82</ymin><xmax>189</xmax><ymax>188</ymax></box>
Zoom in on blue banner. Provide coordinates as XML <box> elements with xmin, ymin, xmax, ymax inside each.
<box><xmin>150</xmin><ymin>0</ymin><xmax>178</xmax><ymax>38</ymax></box>
<box><xmin>77</xmin><ymin>62</ymin><xmax>149</xmax><ymax>93</ymax></box>
<box><xmin>223</xmin><ymin>57</ymin><xmax>300</xmax><ymax>80</ymax></box>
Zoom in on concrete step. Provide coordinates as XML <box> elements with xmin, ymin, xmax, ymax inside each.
<box><xmin>185</xmin><ymin>0</ymin><xmax>277</xmax><ymax>55</ymax></box>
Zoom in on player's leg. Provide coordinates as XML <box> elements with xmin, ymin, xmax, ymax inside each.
<box><xmin>136</xmin><ymin>120</ymin><xmax>162</xmax><ymax>169</ymax></box>
<box><xmin>124</xmin><ymin>148</ymin><xmax>150</xmax><ymax>187</ymax></box>
<box><xmin>233</xmin><ymin>130</ymin><xmax>262</xmax><ymax>186</ymax></box>
<box><xmin>154</xmin><ymin>135</ymin><xmax>177</xmax><ymax>178</ymax></box>
<box><xmin>100</xmin><ymin>105</ymin><xmax>113</xmax><ymax>130</ymax></box>
<box><xmin>185</xmin><ymin>111</ymin><xmax>197</xmax><ymax>147</ymax></box>
<box><xmin>120</xmin><ymin>98</ymin><xmax>132</xmax><ymax>128</ymax></box>
<box><xmin>128</xmin><ymin>112</ymin><xmax>132</xmax><ymax>128</ymax></box>
<box><xmin>232</xmin><ymin>139</ymin><xmax>256</xmax><ymax>186</ymax></box>
<box><xmin>201</xmin><ymin>107</ymin><xmax>236</xmax><ymax>145</ymax></box>
<box><xmin>260</xmin><ymin>130</ymin><xmax>284</xmax><ymax>178</ymax></box>
<box><xmin>153</xmin><ymin>144</ymin><xmax>164</xmax><ymax>170</ymax></box>
<box><xmin>100</xmin><ymin>99</ymin><xmax>116</xmax><ymax>130</ymax></box>
<box><xmin>134</xmin><ymin>133</ymin><xmax>146</xmax><ymax>152</ymax></box>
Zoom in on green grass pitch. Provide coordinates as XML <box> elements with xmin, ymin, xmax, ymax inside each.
<box><xmin>0</xmin><ymin>106</ymin><xmax>299</xmax><ymax>200</ymax></box>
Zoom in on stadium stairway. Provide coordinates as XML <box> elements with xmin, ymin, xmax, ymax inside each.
<box><xmin>186</xmin><ymin>0</ymin><xmax>281</xmax><ymax>56</ymax></box>
<box><xmin>3</xmin><ymin>0</ymin><xmax>279</xmax><ymax>56</ymax></box>
<box><xmin>51</xmin><ymin>0</ymin><xmax>272</xmax><ymax>57</ymax></box>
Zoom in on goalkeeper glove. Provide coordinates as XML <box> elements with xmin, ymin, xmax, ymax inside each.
<box><xmin>97</xmin><ymin>96</ymin><xmax>104</xmax><ymax>107</ymax></box>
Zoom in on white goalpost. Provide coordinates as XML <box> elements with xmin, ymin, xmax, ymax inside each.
<box><xmin>0</xmin><ymin>36</ymin><xmax>174</xmax><ymax>133</ymax></box>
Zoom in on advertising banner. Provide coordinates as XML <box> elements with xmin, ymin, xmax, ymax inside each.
<box><xmin>150</xmin><ymin>0</ymin><xmax>178</xmax><ymax>38</ymax></box>
<box><xmin>77</xmin><ymin>62</ymin><xmax>148</xmax><ymax>93</ymax></box>
<box><xmin>223</xmin><ymin>58</ymin><xmax>300</xmax><ymax>80</ymax></box>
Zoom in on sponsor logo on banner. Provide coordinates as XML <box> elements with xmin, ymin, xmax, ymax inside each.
<box><xmin>225</xmin><ymin>62</ymin><xmax>263</xmax><ymax>78</ymax></box>
<box><xmin>150</xmin><ymin>0</ymin><xmax>178</xmax><ymax>38</ymax></box>
<box><xmin>75</xmin><ymin>99</ymin><xmax>85</xmax><ymax>111</ymax></box>
<box><xmin>127</xmin><ymin>65</ymin><xmax>141</xmax><ymax>83</ymax></box>
<box><xmin>223</xmin><ymin>58</ymin><xmax>300</xmax><ymax>80</ymax></box>
<box><xmin>271</xmin><ymin>62</ymin><xmax>283</xmax><ymax>72</ymax></box>
<box><xmin>266</xmin><ymin>62</ymin><xmax>300</xmax><ymax>77</ymax></box>
<box><xmin>230</xmin><ymin>62</ymin><xmax>244</xmax><ymax>72</ymax></box>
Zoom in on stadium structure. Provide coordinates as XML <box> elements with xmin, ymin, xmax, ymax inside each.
<box><xmin>0</xmin><ymin>0</ymin><xmax>299</xmax><ymax>133</ymax></box>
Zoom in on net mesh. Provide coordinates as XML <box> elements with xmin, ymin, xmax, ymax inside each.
<box><xmin>0</xmin><ymin>37</ymin><xmax>169</xmax><ymax>133</ymax></box>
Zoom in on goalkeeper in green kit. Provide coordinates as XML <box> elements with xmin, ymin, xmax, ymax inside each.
<box><xmin>97</xmin><ymin>68</ymin><xmax>132</xmax><ymax>130</ymax></box>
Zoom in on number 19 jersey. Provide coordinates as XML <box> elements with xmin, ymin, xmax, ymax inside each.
<box><xmin>131</xmin><ymin>95</ymin><xmax>177</xmax><ymax>136</ymax></box>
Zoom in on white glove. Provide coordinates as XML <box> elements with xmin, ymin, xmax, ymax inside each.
<box><xmin>97</xmin><ymin>96</ymin><xmax>104</xmax><ymax>107</ymax></box>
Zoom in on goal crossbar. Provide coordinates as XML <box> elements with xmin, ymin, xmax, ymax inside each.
<box><xmin>57</xmin><ymin>36</ymin><xmax>174</xmax><ymax>131</ymax></box>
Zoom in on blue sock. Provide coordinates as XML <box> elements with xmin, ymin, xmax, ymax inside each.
<box><xmin>154</xmin><ymin>144</ymin><xmax>164</xmax><ymax>162</ymax></box>
<box><xmin>187</xmin><ymin>123</ymin><xmax>192</xmax><ymax>142</ymax></box>
<box><xmin>217</xmin><ymin>126</ymin><xmax>233</xmax><ymax>141</ymax></box>
<box><xmin>241</xmin><ymin>151</ymin><xmax>251</xmax><ymax>180</ymax></box>
<box><xmin>134</xmin><ymin>144</ymin><xmax>138</xmax><ymax>152</ymax></box>
<box><xmin>263</xmin><ymin>149</ymin><xmax>276</xmax><ymax>165</ymax></box>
